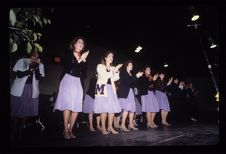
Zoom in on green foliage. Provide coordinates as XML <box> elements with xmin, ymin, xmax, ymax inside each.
<box><xmin>9</xmin><ymin>8</ymin><xmax>53</xmax><ymax>53</ymax></box>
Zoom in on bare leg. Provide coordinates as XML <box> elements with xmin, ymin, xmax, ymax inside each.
<box><xmin>120</xmin><ymin>111</ymin><xmax>129</xmax><ymax>131</ymax></box>
<box><xmin>96</xmin><ymin>115</ymin><xmax>101</xmax><ymax>131</ymax></box>
<box><xmin>107</xmin><ymin>113</ymin><xmax>118</xmax><ymax>134</ymax></box>
<box><xmin>101</xmin><ymin>113</ymin><xmax>108</xmax><ymax>134</ymax></box>
<box><xmin>133</xmin><ymin>113</ymin><xmax>138</xmax><ymax>126</ymax></box>
<box><xmin>129</xmin><ymin>112</ymin><xmax>138</xmax><ymax>130</ymax></box>
<box><xmin>147</xmin><ymin>112</ymin><xmax>154</xmax><ymax>128</ymax></box>
<box><xmin>88</xmin><ymin>113</ymin><xmax>95</xmax><ymax>131</ymax></box>
<box><xmin>161</xmin><ymin>110</ymin><xmax>170</xmax><ymax>126</ymax></box>
<box><xmin>114</xmin><ymin>115</ymin><xmax>121</xmax><ymax>129</ymax></box>
<box><xmin>63</xmin><ymin>110</ymin><xmax>71</xmax><ymax>139</ymax></box>
<box><xmin>151</xmin><ymin>112</ymin><xmax>158</xmax><ymax>127</ymax></box>
<box><xmin>68</xmin><ymin>112</ymin><xmax>78</xmax><ymax>138</ymax></box>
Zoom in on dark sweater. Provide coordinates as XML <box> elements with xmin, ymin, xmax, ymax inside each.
<box><xmin>118</xmin><ymin>69</ymin><xmax>137</xmax><ymax>98</ymax></box>
<box><xmin>60</xmin><ymin>52</ymin><xmax>87</xmax><ymax>81</ymax></box>
<box><xmin>138</xmin><ymin>75</ymin><xmax>155</xmax><ymax>96</ymax></box>
<box><xmin>17</xmin><ymin>67</ymin><xmax>43</xmax><ymax>84</ymax></box>
<box><xmin>86</xmin><ymin>77</ymin><xmax>97</xmax><ymax>99</ymax></box>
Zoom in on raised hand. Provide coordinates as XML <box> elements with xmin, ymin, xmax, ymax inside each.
<box><xmin>80</xmin><ymin>50</ymin><xmax>89</xmax><ymax>62</ymax></box>
<box><xmin>136</xmin><ymin>71</ymin><xmax>143</xmax><ymax>78</ymax></box>
<box><xmin>114</xmin><ymin>64</ymin><xmax>123</xmax><ymax>73</ymax></box>
<box><xmin>153</xmin><ymin>74</ymin><xmax>158</xmax><ymax>81</ymax></box>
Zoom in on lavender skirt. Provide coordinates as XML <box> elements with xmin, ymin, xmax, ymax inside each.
<box><xmin>94</xmin><ymin>84</ymin><xmax>121</xmax><ymax>114</ymax></box>
<box><xmin>54</xmin><ymin>73</ymin><xmax>83</xmax><ymax>112</ymax></box>
<box><xmin>134</xmin><ymin>97</ymin><xmax>142</xmax><ymax>115</ymax></box>
<box><xmin>83</xmin><ymin>94</ymin><xmax>94</xmax><ymax>113</ymax></box>
<box><xmin>155</xmin><ymin>90</ymin><xmax>170</xmax><ymax>112</ymax></box>
<box><xmin>141</xmin><ymin>91</ymin><xmax>159</xmax><ymax>112</ymax></box>
<box><xmin>119</xmin><ymin>88</ymin><xmax>136</xmax><ymax>112</ymax></box>
<box><xmin>11</xmin><ymin>84</ymin><xmax>39</xmax><ymax>118</ymax></box>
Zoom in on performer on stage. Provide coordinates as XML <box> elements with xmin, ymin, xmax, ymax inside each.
<box><xmin>94</xmin><ymin>51</ymin><xmax>122</xmax><ymax>135</ymax></box>
<box><xmin>83</xmin><ymin>74</ymin><xmax>101</xmax><ymax>131</ymax></box>
<box><xmin>118</xmin><ymin>60</ymin><xmax>143</xmax><ymax>131</ymax></box>
<box><xmin>11</xmin><ymin>49</ymin><xmax>45</xmax><ymax>139</ymax></box>
<box><xmin>54</xmin><ymin>36</ymin><xmax>89</xmax><ymax>139</ymax></box>
<box><xmin>139</xmin><ymin>66</ymin><xmax>159</xmax><ymax>128</ymax></box>
<box><xmin>155</xmin><ymin>72</ymin><xmax>173</xmax><ymax>126</ymax></box>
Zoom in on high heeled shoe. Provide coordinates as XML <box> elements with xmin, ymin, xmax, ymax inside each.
<box><xmin>153</xmin><ymin>123</ymin><xmax>158</xmax><ymax>128</ymax></box>
<box><xmin>97</xmin><ymin>126</ymin><xmax>102</xmax><ymax>131</ymax></box>
<box><xmin>69</xmin><ymin>131</ymin><xmax>76</xmax><ymax>139</ymax></box>
<box><xmin>101</xmin><ymin>129</ymin><xmax>109</xmax><ymax>135</ymax></box>
<box><xmin>128</xmin><ymin>124</ymin><xmax>138</xmax><ymax>131</ymax></box>
<box><xmin>63</xmin><ymin>131</ymin><xmax>71</xmax><ymax>139</ymax></box>
<box><xmin>89</xmin><ymin>127</ymin><xmax>96</xmax><ymax>132</ymax></box>
<box><xmin>133</xmin><ymin>120</ymin><xmax>138</xmax><ymax>127</ymax></box>
<box><xmin>162</xmin><ymin>122</ymin><xmax>171</xmax><ymax>126</ymax></box>
<box><xmin>147</xmin><ymin>123</ymin><xmax>155</xmax><ymax>129</ymax></box>
<box><xmin>120</xmin><ymin>126</ymin><xmax>130</xmax><ymax>132</ymax></box>
<box><xmin>107</xmin><ymin>127</ymin><xmax>118</xmax><ymax>134</ymax></box>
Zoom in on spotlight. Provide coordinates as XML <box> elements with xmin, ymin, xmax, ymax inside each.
<box><xmin>191</xmin><ymin>14</ymin><xmax>199</xmax><ymax>21</ymax></box>
<box><xmin>135</xmin><ymin>46</ymin><xmax>142</xmax><ymax>53</ymax></box>
<box><xmin>164</xmin><ymin>63</ymin><xmax>168</xmax><ymax>67</ymax></box>
<box><xmin>208</xmin><ymin>37</ymin><xmax>217</xmax><ymax>49</ymax></box>
<box><xmin>188</xmin><ymin>6</ymin><xmax>200</xmax><ymax>21</ymax></box>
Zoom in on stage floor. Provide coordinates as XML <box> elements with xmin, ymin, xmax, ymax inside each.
<box><xmin>12</xmin><ymin>121</ymin><xmax>219</xmax><ymax>147</ymax></box>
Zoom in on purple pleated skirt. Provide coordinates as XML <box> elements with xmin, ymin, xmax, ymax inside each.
<box><xmin>94</xmin><ymin>84</ymin><xmax>121</xmax><ymax>114</ymax></box>
<box><xmin>11</xmin><ymin>84</ymin><xmax>39</xmax><ymax>118</ymax></box>
<box><xmin>134</xmin><ymin>97</ymin><xmax>142</xmax><ymax>115</ymax></box>
<box><xmin>141</xmin><ymin>91</ymin><xmax>159</xmax><ymax>112</ymax></box>
<box><xmin>83</xmin><ymin>94</ymin><xmax>94</xmax><ymax>113</ymax></box>
<box><xmin>119</xmin><ymin>88</ymin><xmax>136</xmax><ymax>112</ymax></box>
<box><xmin>155</xmin><ymin>90</ymin><xmax>170</xmax><ymax>111</ymax></box>
<box><xmin>54</xmin><ymin>73</ymin><xmax>83</xmax><ymax>112</ymax></box>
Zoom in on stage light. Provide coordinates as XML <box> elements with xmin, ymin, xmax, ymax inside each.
<box><xmin>188</xmin><ymin>6</ymin><xmax>200</xmax><ymax>21</ymax></box>
<box><xmin>135</xmin><ymin>46</ymin><xmax>142</xmax><ymax>53</ymax></box>
<box><xmin>208</xmin><ymin>37</ymin><xmax>217</xmax><ymax>49</ymax></box>
<box><xmin>164</xmin><ymin>63</ymin><xmax>168</xmax><ymax>67</ymax></box>
<box><xmin>191</xmin><ymin>14</ymin><xmax>199</xmax><ymax>21</ymax></box>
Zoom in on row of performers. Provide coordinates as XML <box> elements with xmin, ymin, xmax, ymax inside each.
<box><xmin>52</xmin><ymin>36</ymin><xmax>198</xmax><ymax>139</ymax></box>
<box><xmin>10</xmin><ymin>36</ymin><xmax>197</xmax><ymax>140</ymax></box>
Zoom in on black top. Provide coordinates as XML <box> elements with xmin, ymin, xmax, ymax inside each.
<box><xmin>60</xmin><ymin>52</ymin><xmax>87</xmax><ymax>80</ymax></box>
<box><xmin>155</xmin><ymin>78</ymin><xmax>168</xmax><ymax>92</ymax></box>
<box><xmin>167</xmin><ymin>83</ymin><xmax>180</xmax><ymax>98</ymax></box>
<box><xmin>118</xmin><ymin>69</ymin><xmax>137</xmax><ymax>98</ymax></box>
<box><xmin>138</xmin><ymin>75</ymin><xmax>155</xmax><ymax>96</ymax></box>
<box><xmin>17</xmin><ymin>67</ymin><xmax>43</xmax><ymax>84</ymax></box>
<box><xmin>86</xmin><ymin>77</ymin><xmax>97</xmax><ymax>99</ymax></box>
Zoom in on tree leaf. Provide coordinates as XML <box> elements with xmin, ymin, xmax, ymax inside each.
<box><xmin>26</xmin><ymin>42</ymin><xmax>32</xmax><ymax>53</ymax></box>
<box><xmin>9</xmin><ymin>9</ymin><xmax>17</xmax><ymax>26</ymax></box>
<box><xmin>47</xmin><ymin>19</ymin><xmax>51</xmax><ymax>24</ymax></box>
<box><xmin>33</xmin><ymin>33</ymin><xmax>38</xmax><ymax>41</ymax></box>
<box><xmin>11</xmin><ymin>43</ymin><xmax>18</xmax><ymax>52</ymax></box>
<box><xmin>37</xmin><ymin>33</ymin><xmax>42</xmax><ymax>39</ymax></box>
<box><xmin>34</xmin><ymin>43</ymin><xmax>43</xmax><ymax>52</ymax></box>
<box><xmin>33</xmin><ymin>15</ymin><xmax>39</xmax><ymax>23</ymax></box>
<box><xmin>43</xmin><ymin>18</ymin><xmax>48</xmax><ymax>25</ymax></box>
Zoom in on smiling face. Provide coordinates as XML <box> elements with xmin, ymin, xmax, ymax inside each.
<box><xmin>145</xmin><ymin>67</ymin><xmax>151</xmax><ymax>76</ymax></box>
<box><xmin>105</xmin><ymin>53</ymin><xmax>114</xmax><ymax>65</ymax></box>
<box><xmin>73</xmin><ymin>39</ymin><xmax>84</xmax><ymax>52</ymax></box>
<box><xmin>127</xmin><ymin>62</ymin><xmax>133</xmax><ymax>71</ymax></box>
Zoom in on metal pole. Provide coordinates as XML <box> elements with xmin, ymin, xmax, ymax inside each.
<box><xmin>199</xmin><ymin>36</ymin><xmax>219</xmax><ymax>93</ymax></box>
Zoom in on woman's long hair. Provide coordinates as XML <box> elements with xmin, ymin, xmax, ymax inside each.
<box><xmin>101</xmin><ymin>50</ymin><xmax>114</xmax><ymax>66</ymax></box>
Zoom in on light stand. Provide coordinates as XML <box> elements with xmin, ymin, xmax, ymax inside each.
<box><xmin>189</xmin><ymin>24</ymin><xmax>219</xmax><ymax>96</ymax></box>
